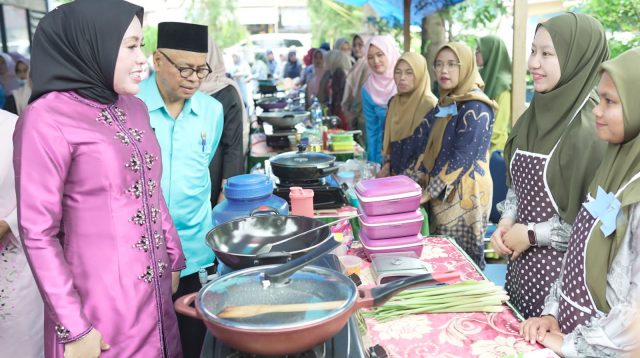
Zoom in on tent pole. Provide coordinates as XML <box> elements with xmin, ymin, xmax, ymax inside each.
<box><xmin>512</xmin><ymin>0</ymin><xmax>528</xmax><ymax>125</ymax></box>
<box><xmin>404</xmin><ymin>0</ymin><xmax>411</xmax><ymax>51</ymax></box>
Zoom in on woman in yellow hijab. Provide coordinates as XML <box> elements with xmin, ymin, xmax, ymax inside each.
<box><xmin>421</xmin><ymin>42</ymin><xmax>497</xmax><ymax>269</ymax></box>
<box><xmin>378</xmin><ymin>52</ymin><xmax>437</xmax><ymax>178</ymax></box>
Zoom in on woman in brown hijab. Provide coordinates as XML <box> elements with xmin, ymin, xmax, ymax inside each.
<box><xmin>421</xmin><ymin>42</ymin><xmax>497</xmax><ymax>270</ymax></box>
<box><xmin>318</xmin><ymin>49</ymin><xmax>352</xmax><ymax>129</ymax></box>
<box><xmin>200</xmin><ymin>37</ymin><xmax>248</xmax><ymax>205</ymax></box>
<box><xmin>341</xmin><ymin>34</ymin><xmax>370</xmax><ymax>142</ymax></box>
<box><xmin>378</xmin><ymin>52</ymin><xmax>437</xmax><ymax>179</ymax></box>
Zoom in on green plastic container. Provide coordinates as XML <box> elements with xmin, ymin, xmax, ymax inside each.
<box><xmin>329</xmin><ymin>133</ymin><xmax>354</xmax><ymax>143</ymax></box>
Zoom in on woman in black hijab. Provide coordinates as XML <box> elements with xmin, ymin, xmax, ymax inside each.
<box><xmin>14</xmin><ymin>0</ymin><xmax>186</xmax><ymax>357</ymax></box>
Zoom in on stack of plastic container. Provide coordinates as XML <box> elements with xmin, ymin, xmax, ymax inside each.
<box><xmin>355</xmin><ymin>175</ymin><xmax>424</xmax><ymax>260</ymax></box>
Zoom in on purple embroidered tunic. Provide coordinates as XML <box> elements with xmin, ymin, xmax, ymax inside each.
<box><xmin>13</xmin><ymin>91</ymin><xmax>186</xmax><ymax>358</ymax></box>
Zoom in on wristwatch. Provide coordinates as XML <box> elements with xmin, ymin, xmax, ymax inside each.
<box><xmin>527</xmin><ymin>222</ymin><xmax>537</xmax><ymax>246</ymax></box>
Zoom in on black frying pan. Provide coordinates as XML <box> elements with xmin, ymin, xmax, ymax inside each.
<box><xmin>205</xmin><ymin>212</ymin><xmax>331</xmax><ymax>269</ymax></box>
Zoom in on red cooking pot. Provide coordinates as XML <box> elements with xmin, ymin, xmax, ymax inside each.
<box><xmin>175</xmin><ymin>238</ymin><xmax>458</xmax><ymax>355</ymax></box>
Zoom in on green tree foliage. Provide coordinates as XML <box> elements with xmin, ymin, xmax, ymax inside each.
<box><xmin>307</xmin><ymin>0</ymin><xmax>365</xmax><ymax>47</ymax></box>
<box><xmin>184</xmin><ymin>0</ymin><xmax>248</xmax><ymax>48</ymax></box>
<box><xmin>142</xmin><ymin>25</ymin><xmax>157</xmax><ymax>57</ymax></box>
<box><xmin>445</xmin><ymin>0</ymin><xmax>507</xmax><ymax>31</ymax></box>
<box><xmin>441</xmin><ymin>0</ymin><xmax>507</xmax><ymax>47</ymax></box>
<box><xmin>575</xmin><ymin>0</ymin><xmax>640</xmax><ymax>58</ymax></box>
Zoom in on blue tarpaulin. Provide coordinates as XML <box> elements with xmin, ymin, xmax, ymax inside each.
<box><xmin>333</xmin><ymin>0</ymin><xmax>464</xmax><ymax>25</ymax></box>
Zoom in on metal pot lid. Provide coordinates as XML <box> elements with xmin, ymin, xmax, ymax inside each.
<box><xmin>257</xmin><ymin>110</ymin><xmax>310</xmax><ymax>120</ymax></box>
<box><xmin>197</xmin><ymin>265</ymin><xmax>356</xmax><ymax>330</ymax></box>
<box><xmin>270</xmin><ymin>146</ymin><xmax>335</xmax><ymax>168</ymax></box>
<box><xmin>256</xmin><ymin>96</ymin><xmax>287</xmax><ymax>104</ymax></box>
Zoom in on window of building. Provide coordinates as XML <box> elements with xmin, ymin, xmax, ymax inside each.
<box><xmin>4</xmin><ymin>5</ymin><xmax>29</xmax><ymax>55</ymax></box>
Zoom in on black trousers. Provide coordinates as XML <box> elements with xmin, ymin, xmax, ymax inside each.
<box><xmin>172</xmin><ymin>272</ymin><xmax>206</xmax><ymax>358</ymax></box>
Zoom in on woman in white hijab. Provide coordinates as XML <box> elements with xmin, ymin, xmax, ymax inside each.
<box><xmin>0</xmin><ymin>109</ymin><xmax>44</xmax><ymax>358</ymax></box>
<box><xmin>0</xmin><ymin>53</ymin><xmax>19</xmax><ymax>94</ymax></box>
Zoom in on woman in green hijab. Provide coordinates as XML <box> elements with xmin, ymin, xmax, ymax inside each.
<box><xmin>519</xmin><ymin>47</ymin><xmax>640</xmax><ymax>358</ymax></box>
<box><xmin>490</xmin><ymin>12</ymin><xmax>608</xmax><ymax>319</ymax></box>
<box><xmin>476</xmin><ymin>35</ymin><xmax>512</xmax><ymax>151</ymax></box>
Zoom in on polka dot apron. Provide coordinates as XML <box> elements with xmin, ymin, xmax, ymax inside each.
<box><xmin>505</xmin><ymin>95</ymin><xmax>590</xmax><ymax>319</ymax></box>
<box><xmin>557</xmin><ymin>205</ymin><xmax>598</xmax><ymax>332</ymax></box>
<box><xmin>558</xmin><ymin>171</ymin><xmax>640</xmax><ymax>333</ymax></box>
<box><xmin>505</xmin><ymin>149</ymin><xmax>564</xmax><ymax>318</ymax></box>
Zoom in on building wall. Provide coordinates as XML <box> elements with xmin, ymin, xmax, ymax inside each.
<box><xmin>0</xmin><ymin>0</ymin><xmax>46</xmax><ymax>12</ymax></box>
<box><xmin>0</xmin><ymin>1</ymin><xmax>46</xmax><ymax>55</ymax></box>
<box><xmin>233</xmin><ymin>0</ymin><xmax>310</xmax><ymax>33</ymax></box>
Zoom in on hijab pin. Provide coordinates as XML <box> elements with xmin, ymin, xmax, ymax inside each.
<box><xmin>583</xmin><ymin>186</ymin><xmax>621</xmax><ymax>237</ymax></box>
<box><xmin>436</xmin><ymin>102</ymin><xmax>458</xmax><ymax>117</ymax></box>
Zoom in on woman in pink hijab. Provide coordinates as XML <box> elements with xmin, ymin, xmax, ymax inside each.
<box><xmin>361</xmin><ymin>35</ymin><xmax>400</xmax><ymax>163</ymax></box>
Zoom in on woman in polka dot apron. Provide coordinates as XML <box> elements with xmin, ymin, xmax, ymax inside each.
<box><xmin>520</xmin><ymin>47</ymin><xmax>640</xmax><ymax>358</ymax></box>
<box><xmin>420</xmin><ymin>42</ymin><xmax>497</xmax><ymax>270</ymax></box>
<box><xmin>492</xmin><ymin>13</ymin><xmax>608</xmax><ymax>319</ymax></box>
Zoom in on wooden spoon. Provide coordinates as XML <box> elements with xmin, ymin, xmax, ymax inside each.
<box><xmin>217</xmin><ymin>300</ymin><xmax>346</xmax><ymax>319</ymax></box>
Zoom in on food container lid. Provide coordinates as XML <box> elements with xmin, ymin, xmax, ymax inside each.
<box><xmin>197</xmin><ymin>265</ymin><xmax>356</xmax><ymax>330</ymax></box>
<box><xmin>289</xmin><ymin>186</ymin><xmax>314</xmax><ymax>199</ymax></box>
<box><xmin>359</xmin><ymin>209</ymin><xmax>423</xmax><ymax>227</ymax></box>
<box><xmin>224</xmin><ymin>174</ymin><xmax>274</xmax><ymax>200</ymax></box>
<box><xmin>371</xmin><ymin>255</ymin><xmax>433</xmax><ymax>285</ymax></box>
<box><xmin>355</xmin><ymin>175</ymin><xmax>421</xmax><ymax>202</ymax></box>
<box><xmin>360</xmin><ymin>230</ymin><xmax>424</xmax><ymax>249</ymax></box>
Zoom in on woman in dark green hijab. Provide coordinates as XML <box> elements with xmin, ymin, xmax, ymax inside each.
<box><xmin>520</xmin><ymin>47</ymin><xmax>640</xmax><ymax>358</ymax></box>
<box><xmin>490</xmin><ymin>13</ymin><xmax>608</xmax><ymax>319</ymax></box>
<box><xmin>477</xmin><ymin>35</ymin><xmax>512</xmax><ymax>151</ymax></box>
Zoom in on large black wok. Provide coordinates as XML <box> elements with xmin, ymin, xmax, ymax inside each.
<box><xmin>255</xmin><ymin>96</ymin><xmax>287</xmax><ymax>111</ymax></box>
<box><xmin>205</xmin><ymin>213</ymin><xmax>331</xmax><ymax>270</ymax></box>
<box><xmin>257</xmin><ymin>110</ymin><xmax>309</xmax><ymax>128</ymax></box>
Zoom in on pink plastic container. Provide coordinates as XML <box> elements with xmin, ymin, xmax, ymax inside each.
<box><xmin>359</xmin><ymin>209</ymin><xmax>423</xmax><ymax>240</ymax></box>
<box><xmin>359</xmin><ymin>230</ymin><xmax>424</xmax><ymax>260</ymax></box>
<box><xmin>355</xmin><ymin>175</ymin><xmax>421</xmax><ymax>216</ymax></box>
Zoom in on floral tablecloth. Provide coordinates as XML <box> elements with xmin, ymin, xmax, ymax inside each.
<box><xmin>351</xmin><ymin>236</ymin><xmax>546</xmax><ymax>358</ymax></box>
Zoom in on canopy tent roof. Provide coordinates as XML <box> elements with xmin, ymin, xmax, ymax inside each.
<box><xmin>334</xmin><ymin>0</ymin><xmax>464</xmax><ymax>25</ymax></box>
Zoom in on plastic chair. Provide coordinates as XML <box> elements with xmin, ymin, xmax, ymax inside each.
<box><xmin>483</xmin><ymin>263</ymin><xmax>507</xmax><ymax>287</ymax></box>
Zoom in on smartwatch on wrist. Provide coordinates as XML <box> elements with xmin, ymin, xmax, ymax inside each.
<box><xmin>527</xmin><ymin>222</ymin><xmax>537</xmax><ymax>246</ymax></box>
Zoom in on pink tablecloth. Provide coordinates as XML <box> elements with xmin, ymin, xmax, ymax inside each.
<box><xmin>352</xmin><ymin>236</ymin><xmax>544</xmax><ymax>358</ymax></box>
